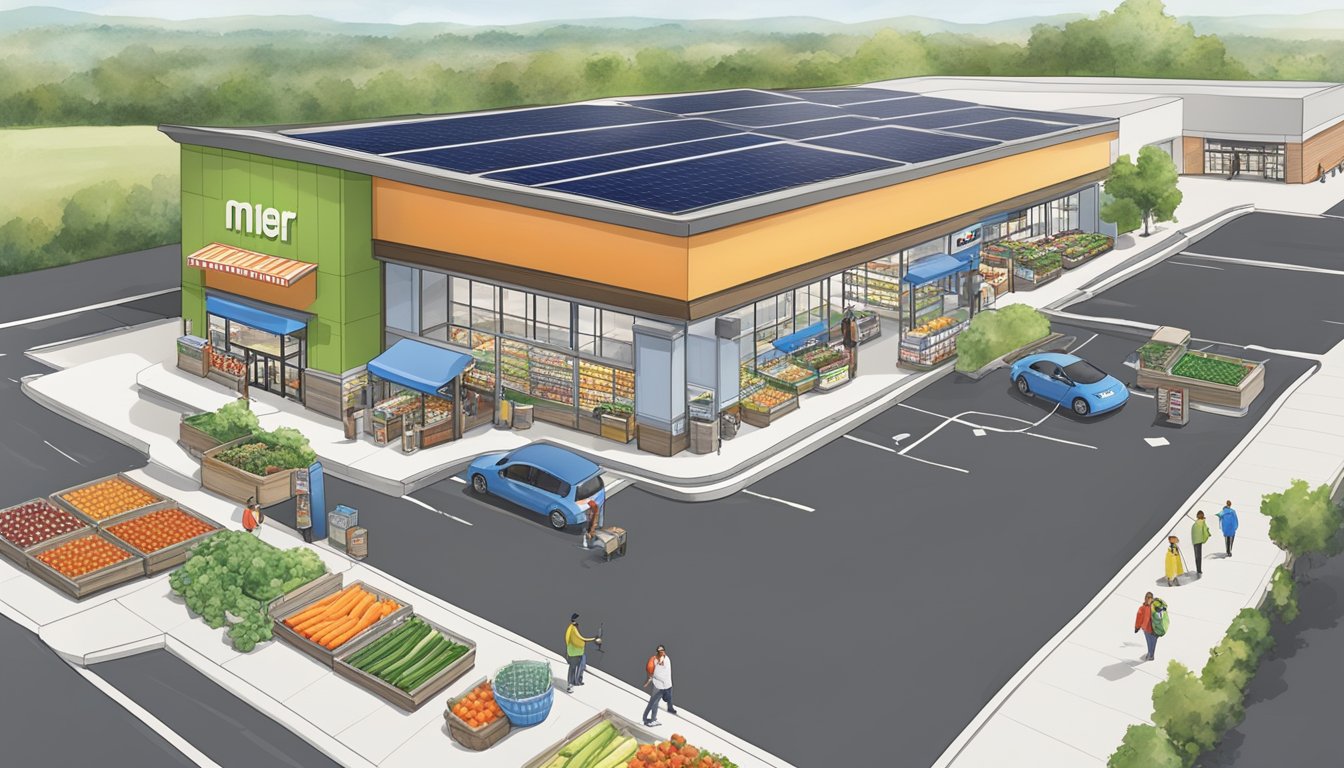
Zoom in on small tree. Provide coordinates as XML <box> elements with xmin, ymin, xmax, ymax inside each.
<box><xmin>1151</xmin><ymin>661</ymin><xmax>1242</xmax><ymax>766</ymax></box>
<box><xmin>1201</xmin><ymin>610</ymin><xmax>1271</xmax><ymax>693</ymax></box>
<box><xmin>1102</xmin><ymin>145</ymin><xmax>1182</xmax><ymax>237</ymax></box>
<box><xmin>1266</xmin><ymin>565</ymin><xmax>1300</xmax><ymax>623</ymax></box>
<box><xmin>1108</xmin><ymin>724</ymin><xmax>1183</xmax><ymax>768</ymax></box>
<box><xmin>1259</xmin><ymin>480</ymin><xmax>1343</xmax><ymax>563</ymax></box>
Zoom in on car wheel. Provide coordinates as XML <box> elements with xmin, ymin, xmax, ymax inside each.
<box><xmin>1016</xmin><ymin>376</ymin><xmax>1031</xmax><ymax>396</ymax></box>
<box><xmin>1072</xmin><ymin>398</ymin><xmax>1091</xmax><ymax>416</ymax></box>
<box><xmin>549</xmin><ymin>510</ymin><xmax>567</xmax><ymax>530</ymax></box>
<box><xmin>470</xmin><ymin>474</ymin><xmax>487</xmax><ymax>494</ymax></box>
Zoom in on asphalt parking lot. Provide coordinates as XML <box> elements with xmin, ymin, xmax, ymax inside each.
<box><xmin>1068</xmin><ymin>213</ymin><xmax>1344</xmax><ymax>353</ymax></box>
<box><xmin>1326</xmin><ymin>197</ymin><xmax>1344</xmax><ymax>218</ymax></box>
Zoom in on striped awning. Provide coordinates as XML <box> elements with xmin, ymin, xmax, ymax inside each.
<box><xmin>186</xmin><ymin>243</ymin><xmax>317</xmax><ymax>287</ymax></box>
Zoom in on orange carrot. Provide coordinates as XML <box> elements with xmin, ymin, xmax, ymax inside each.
<box><xmin>294</xmin><ymin>588</ymin><xmax>365</xmax><ymax>633</ymax></box>
<box><xmin>325</xmin><ymin>613</ymin><xmax>380</xmax><ymax>648</ymax></box>
<box><xmin>283</xmin><ymin>585</ymin><xmax>355</xmax><ymax>627</ymax></box>
<box><xmin>313</xmin><ymin>616</ymin><xmax>358</xmax><ymax>646</ymax></box>
<box><xmin>346</xmin><ymin>592</ymin><xmax>376</xmax><ymax>623</ymax></box>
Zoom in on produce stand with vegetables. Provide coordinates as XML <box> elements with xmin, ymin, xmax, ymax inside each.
<box><xmin>26</xmin><ymin>529</ymin><xmax>145</xmax><ymax>599</ymax></box>
<box><xmin>445</xmin><ymin>678</ymin><xmax>512</xmax><ymax>751</ymax></box>
<box><xmin>521</xmin><ymin>711</ymin><xmax>654</xmax><ymax>768</ymax></box>
<box><xmin>51</xmin><ymin>473</ymin><xmax>164</xmax><ymax>528</ymax></box>
<box><xmin>755</xmin><ymin>354</ymin><xmax>816</xmax><ymax>395</ymax></box>
<box><xmin>1132</xmin><ymin>327</ymin><xmax>1266</xmax><ymax>413</ymax></box>
<box><xmin>790</xmin><ymin>342</ymin><xmax>850</xmax><ymax>391</ymax></box>
<box><xmin>0</xmin><ymin>498</ymin><xmax>90</xmax><ymax>566</ymax></box>
<box><xmin>103</xmin><ymin>503</ymin><xmax>221</xmax><ymax>576</ymax></box>
<box><xmin>272</xmin><ymin>579</ymin><xmax>408</xmax><ymax>667</ymax></box>
<box><xmin>738</xmin><ymin>385</ymin><xmax>798</xmax><ymax>428</ymax></box>
<box><xmin>335</xmin><ymin>614</ymin><xmax>476</xmax><ymax>711</ymax></box>
<box><xmin>200</xmin><ymin>427</ymin><xmax>315</xmax><ymax>506</ymax></box>
<box><xmin>493</xmin><ymin>660</ymin><xmax>555</xmax><ymax>727</ymax></box>
<box><xmin>899</xmin><ymin>311</ymin><xmax>969</xmax><ymax>370</ymax></box>
<box><xmin>179</xmin><ymin>399</ymin><xmax>258</xmax><ymax>458</ymax></box>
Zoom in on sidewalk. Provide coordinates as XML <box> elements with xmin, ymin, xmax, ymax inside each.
<box><xmin>0</xmin><ymin>464</ymin><xmax>790</xmax><ymax>768</ymax></box>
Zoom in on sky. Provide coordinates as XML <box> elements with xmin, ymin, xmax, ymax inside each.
<box><xmin>6</xmin><ymin>0</ymin><xmax>1344</xmax><ymax>25</ymax></box>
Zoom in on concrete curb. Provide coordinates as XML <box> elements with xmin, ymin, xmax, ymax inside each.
<box><xmin>22</xmin><ymin>376</ymin><xmax>152</xmax><ymax>456</ymax></box>
<box><xmin>958</xmin><ymin>332</ymin><xmax>1068</xmax><ymax>382</ymax></box>
<box><xmin>932</xmin><ymin>359</ymin><xmax>1321</xmax><ymax>768</ymax></box>
<box><xmin>24</xmin><ymin>317</ymin><xmax>179</xmax><ymax>370</ymax></box>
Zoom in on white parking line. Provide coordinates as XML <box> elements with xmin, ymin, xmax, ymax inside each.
<box><xmin>1180</xmin><ymin>252</ymin><xmax>1344</xmax><ymax>276</ymax></box>
<box><xmin>0</xmin><ymin>288</ymin><xmax>179</xmax><ymax>330</ymax></box>
<box><xmin>742</xmin><ymin>490</ymin><xmax>815</xmax><ymax>512</ymax></box>
<box><xmin>1324</xmin><ymin>320</ymin><xmax>1344</xmax><ymax>326</ymax></box>
<box><xmin>450</xmin><ymin>476</ymin><xmax>466</xmax><ymax>483</ymax></box>
<box><xmin>1170</xmin><ymin>261</ymin><xmax>1224</xmax><ymax>270</ymax></box>
<box><xmin>896</xmin><ymin>403</ymin><xmax>1097</xmax><ymax>450</ymax></box>
<box><xmin>842</xmin><ymin>434</ymin><xmax>897</xmax><ymax>453</ymax></box>
<box><xmin>402</xmin><ymin>495</ymin><xmax>473</xmax><ymax>526</ymax></box>
<box><xmin>842</xmin><ymin>434</ymin><xmax>970</xmax><ymax>473</ymax></box>
<box><xmin>43</xmin><ymin>440</ymin><xmax>80</xmax><ymax>464</ymax></box>
<box><xmin>1071</xmin><ymin>333</ymin><xmax>1099</xmax><ymax>354</ymax></box>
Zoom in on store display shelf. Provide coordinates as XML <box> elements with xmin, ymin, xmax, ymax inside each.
<box><xmin>271</xmin><ymin>579</ymin><xmax>412</xmax><ymax>669</ymax></box>
<box><xmin>26</xmin><ymin>529</ymin><xmax>145</xmax><ymax>600</ymax></box>
<box><xmin>334</xmin><ymin>613</ymin><xmax>476</xmax><ymax>712</ymax></box>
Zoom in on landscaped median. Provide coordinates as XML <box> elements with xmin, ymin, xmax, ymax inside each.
<box><xmin>954</xmin><ymin>304</ymin><xmax>1052</xmax><ymax>374</ymax></box>
<box><xmin>1107</xmin><ymin>480</ymin><xmax>1341</xmax><ymax>768</ymax></box>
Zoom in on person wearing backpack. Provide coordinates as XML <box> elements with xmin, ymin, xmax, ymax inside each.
<box><xmin>1134</xmin><ymin>592</ymin><xmax>1167</xmax><ymax>661</ymax></box>
<box><xmin>1191</xmin><ymin>511</ymin><xmax>1211</xmax><ymax>575</ymax></box>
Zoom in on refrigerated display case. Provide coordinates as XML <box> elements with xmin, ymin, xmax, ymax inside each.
<box><xmin>790</xmin><ymin>342</ymin><xmax>850</xmax><ymax>391</ymax></box>
<box><xmin>579</xmin><ymin>360</ymin><xmax>635</xmax><ymax>442</ymax></box>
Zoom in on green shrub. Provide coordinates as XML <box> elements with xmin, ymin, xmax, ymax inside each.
<box><xmin>1266</xmin><ymin>565</ymin><xmax>1299</xmax><ymax>622</ymax></box>
<box><xmin>214</xmin><ymin>426</ymin><xmax>316</xmax><ymax>475</ymax></box>
<box><xmin>1203</xmin><ymin>607</ymin><xmax>1273</xmax><ymax>692</ymax></box>
<box><xmin>1107</xmin><ymin>724</ymin><xmax>1183</xmax><ymax>768</ymax></box>
<box><xmin>1151</xmin><ymin>661</ymin><xmax>1243</xmax><ymax>767</ymax></box>
<box><xmin>954</xmin><ymin>304</ymin><xmax>1051</xmax><ymax>372</ymax></box>
<box><xmin>184</xmin><ymin>399</ymin><xmax>259</xmax><ymax>442</ymax></box>
<box><xmin>1259</xmin><ymin>480</ymin><xmax>1343</xmax><ymax>560</ymax></box>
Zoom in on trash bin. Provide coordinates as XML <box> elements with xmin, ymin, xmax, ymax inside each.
<box><xmin>512</xmin><ymin>403</ymin><xmax>534</xmax><ymax>430</ymax></box>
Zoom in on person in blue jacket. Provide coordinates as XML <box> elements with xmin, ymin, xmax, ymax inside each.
<box><xmin>1216</xmin><ymin>500</ymin><xmax>1239</xmax><ymax>557</ymax></box>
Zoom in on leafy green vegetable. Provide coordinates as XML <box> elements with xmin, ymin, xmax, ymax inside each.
<box><xmin>169</xmin><ymin>530</ymin><xmax>326</xmax><ymax>652</ymax></box>
<box><xmin>494</xmin><ymin>660</ymin><xmax>552</xmax><ymax>699</ymax></box>
<box><xmin>214</xmin><ymin>427</ymin><xmax>317</xmax><ymax>475</ymax></box>
<box><xmin>185</xmin><ymin>399</ymin><xmax>259</xmax><ymax>442</ymax></box>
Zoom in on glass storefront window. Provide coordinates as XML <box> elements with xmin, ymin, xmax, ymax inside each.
<box><xmin>451</xmin><ymin>277</ymin><xmax>471</xmax><ymax>327</ymax></box>
<box><xmin>208</xmin><ymin>315</ymin><xmax>226</xmax><ymax>348</ymax></box>
<box><xmin>385</xmin><ymin>263</ymin><xmax>420</xmax><ymax>333</ymax></box>
<box><xmin>577</xmin><ymin>306</ymin><xmax>633</xmax><ymax>364</ymax></box>
<box><xmin>421</xmin><ymin>271</ymin><xmax>448</xmax><ymax>341</ymax></box>
<box><xmin>470</xmin><ymin>280</ymin><xmax>498</xmax><ymax>333</ymax></box>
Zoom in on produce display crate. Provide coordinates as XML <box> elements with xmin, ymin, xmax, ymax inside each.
<box><xmin>445</xmin><ymin>677</ymin><xmax>513</xmax><ymax>751</ymax></box>
<box><xmin>740</xmin><ymin>390</ymin><xmax>799</xmax><ymax>428</ymax></box>
<box><xmin>271</xmin><ymin>578</ymin><xmax>412</xmax><ymax>668</ymax></box>
<box><xmin>25</xmin><ymin>529</ymin><xmax>145</xmax><ymax>600</ymax></box>
<box><xmin>520</xmin><ymin>709</ymin><xmax>660</xmax><ymax>768</ymax></box>
<box><xmin>756</xmin><ymin>357</ymin><xmax>817</xmax><ymax>395</ymax></box>
<box><xmin>102</xmin><ymin>502</ymin><xmax>222</xmax><ymax>576</ymax></box>
<box><xmin>599</xmin><ymin>413</ymin><xmax>636</xmax><ymax>443</ymax></box>
<box><xmin>201</xmin><ymin>437</ymin><xmax>298</xmax><ymax>507</ymax></box>
<box><xmin>1012</xmin><ymin>262</ymin><xmax>1062</xmax><ymax>288</ymax></box>
<box><xmin>50</xmin><ymin>473</ymin><xmax>165</xmax><ymax>529</ymax></box>
<box><xmin>816</xmin><ymin>363</ymin><xmax>851</xmax><ymax>390</ymax></box>
<box><xmin>178</xmin><ymin>418</ymin><xmax>227</xmax><ymax>459</ymax></box>
<box><xmin>267</xmin><ymin>571</ymin><xmax>343</xmax><ymax>620</ymax></box>
<box><xmin>335</xmin><ymin>613</ymin><xmax>477</xmax><ymax>712</ymax></box>
<box><xmin>0</xmin><ymin>498</ymin><xmax>91</xmax><ymax>567</ymax></box>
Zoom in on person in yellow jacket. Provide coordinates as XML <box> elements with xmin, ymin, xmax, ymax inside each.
<box><xmin>1191</xmin><ymin>511</ymin><xmax>1211</xmax><ymax>575</ymax></box>
<box><xmin>1165</xmin><ymin>535</ymin><xmax>1188</xmax><ymax>587</ymax></box>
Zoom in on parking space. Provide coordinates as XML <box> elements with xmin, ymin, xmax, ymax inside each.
<box><xmin>1184</xmin><ymin>211</ymin><xmax>1344</xmax><ymax>271</ymax></box>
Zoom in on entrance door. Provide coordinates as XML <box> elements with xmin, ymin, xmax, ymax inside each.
<box><xmin>246</xmin><ymin>351</ymin><xmax>285</xmax><ymax>396</ymax></box>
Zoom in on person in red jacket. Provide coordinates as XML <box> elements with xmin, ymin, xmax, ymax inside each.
<box><xmin>1134</xmin><ymin>592</ymin><xmax>1158</xmax><ymax>661</ymax></box>
<box><xmin>241</xmin><ymin>496</ymin><xmax>263</xmax><ymax>535</ymax></box>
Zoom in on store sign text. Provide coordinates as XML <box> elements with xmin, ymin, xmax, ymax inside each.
<box><xmin>952</xmin><ymin>228</ymin><xmax>980</xmax><ymax>251</ymax></box>
<box><xmin>225</xmin><ymin>200</ymin><xmax>298</xmax><ymax>242</ymax></box>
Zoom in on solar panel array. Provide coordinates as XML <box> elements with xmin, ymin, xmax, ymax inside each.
<box><xmin>287</xmin><ymin>88</ymin><xmax>1110</xmax><ymax>215</ymax></box>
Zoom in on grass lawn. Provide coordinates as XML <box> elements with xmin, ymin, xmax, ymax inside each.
<box><xmin>0</xmin><ymin>126</ymin><xmax>178</xmax><ymax>220</ymax></box>
<box><xmin>1171</xmin><ymin>352</ymin><xmax>1251</xmax><ymax>386</ymax></box>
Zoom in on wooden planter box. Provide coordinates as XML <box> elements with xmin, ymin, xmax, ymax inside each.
<box><xmin>335</xmin><ymin>613</ymin><xmax>477</xmax><ymax>712</ymax></box>
<box><xmin>102</xmin><ymin>502</ymin><xmax>222</xmax><ymax>576</ymax></box>
<box><xmin>51</xmin><ymin>473</ymin><xmax>166</xmax><ymax>528</ymax></box>
<box><xmin>0</xmin><ymin>499</ymin><xmax>91</xmax><ymax>567</ymax></box>
<box><xmin>267</xmin><ymin>571</ymin><xmax>342</xmax><ymax>619</ymax></box>
<box><xmin>201</xmin><ymin>437</ymin><xmax>298</xmax><ymax>507</ymax></box>
<box><xmin>1061</xmin><ymin>244</ymin><xmax>1114</xmax><ymax>269</ymax></box>
<box><xmin>25</xmin><ymin>529</ymin><xmax>145</xmax><ymax>600</ymax></box>
<box><xmin>271</xmin><ymin>578</ymin><xmax>412</xmax><ymax>668</ymax></box>
<box><xmin>521</xmin><ymin>710</ymin><xmax>660</xmax><ymax>768</ymax></box>
<box><xmin>445</xmin><ymin>677</ymin><xmax>513</xmax><ymax>751</ymax></box>
<box><xmin>740</xmin><ymin>395</ymin><xmax>799</xmax><ymax>428</ymax></box>
<box><xmin>206</xmin><ymin>367</ymin><xmax>246</xmax><ymax>393</ymax></box>
<box><xmin>1136</xmin><ymin>353</ymin><xmax>1266</xmax><ymax>411</ymax></box>
<box><xmin>600</xmin><ymin>413</ymin><xmax>636</xmax><ymax>443</ymax></box>
<box><xmin>178</xmin><ymin>418</ymin><xmax>232</xmax><ymax>459</ymax></box>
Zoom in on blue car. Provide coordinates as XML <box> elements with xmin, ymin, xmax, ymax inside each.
<box><xmin>1010</xmin><ymin>352</ymin><xmax>1129</xmax><ymax>416</ymax></box>
<box><xmin>468</xmin><ymin>444</ymin><xmax>606</xmax><ymax>530</ymax></box>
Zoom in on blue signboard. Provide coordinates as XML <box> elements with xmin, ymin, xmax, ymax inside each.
<box><xmin>308</xmin><ymin>462</ymin><xmax>327</xmax><ymax>541</ymax></box>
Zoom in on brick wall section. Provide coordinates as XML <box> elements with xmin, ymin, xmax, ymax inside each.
<box><xmin>1301</xmin><ymin>119</ymin><xmax>1344</xmax><ymax>182</ymax></box>
<box><xmin>1182</xmin><ymin>136</ymin><xmax>1204</xmax><ymax>175</ymax></box>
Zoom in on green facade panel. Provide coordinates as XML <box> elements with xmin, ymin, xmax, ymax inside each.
<box><xmin>181</xmin><ymin>147</ymin><xmax>203</xmax><ymax>197</ymax></box>
<box><xmin>343</xmin><ymin>267</ymin><xmax>381</xmax><ymax>323</ymax></box>
<box><xmin>181</xmin><ymin>281</ymin><xmax>205</xmax><ymax>335</ymax></box>
<box><xmin>340</xmin><ymin>316</ymin><xmax>382</xmax><ymax>372</ymax></box>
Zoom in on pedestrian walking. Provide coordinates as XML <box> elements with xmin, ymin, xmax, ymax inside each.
<box><xmin>1164</xmin><ymin>535</ymin><xmax>1187</xmax><ymax>587</ymax></box>
<box><xmin>841</xmin><ymin>306</ymin><xmax>860</xmax><ymax>377</ymax></box>
<box><xmin>241</xmin><ymin>496</ymin><xmax>263</xmax><ymax>535</ymax></box>
<box><xmin>1135</xmin><ymin>592</ymin><xmax>1161</xmax><ymax>661</ymax></box>
<box><xmin>564</xmin><ymin>613</ymin><xmax>600</xmax><ymax>693</ymax></box>
<box><xmin>642</xmin><ymin>645</ymin><xmax>675</xmax><ymax>726</ymax></box>
<box><xmin>1229</xmin><ymin>152</ymin><xmax>1241</xmax><ymax>179</ymax></box>
<box><xmin>1191</xmin><ymin>511</ymin><xmax>1210</xmax><ymax>575</ymax></box>
<box><xmin>1216</xmin><ymin>500</ymin><xmax>1239</xmax><ymax>557</ymax></box>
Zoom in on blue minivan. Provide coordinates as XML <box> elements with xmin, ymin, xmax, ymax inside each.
<box><xmin>467</xmin><ymin>444</ymin><xmax>606</xmax><ymax>530</ymax></box>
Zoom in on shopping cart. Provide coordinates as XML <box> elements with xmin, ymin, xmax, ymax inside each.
<box><xmin>591</xmin><ymin>526</ymin><xmax>628</xmax><ymax>561</ymax></box>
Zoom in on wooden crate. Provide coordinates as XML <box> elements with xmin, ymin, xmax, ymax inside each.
<box><xmin>445</xmin><ymin>677</ymin><xmax>512</xmax><ymax>751</ymax></box>
<box><xmin>50</xmin><ymin>473</ymin><xmax>165</xmax><ymax>529</ymax></box>
<box><xmin>201</xmin><ymin>437</ymin><xmax>297</xmax><ymax>507</ymax></box>
<box><xmin>335</xmin><ymin>613</ymin><xmax>477</xmax><ymax>712</ymax></box>
<box><xmin>600</xmin><ymin>413</ymin><xmax>636</xmax><ymax>443</ymax></box>
<box><xmin>520</xmin><ymin>709</ymin><xmax>660</xmax><ymax>768</ymax></box>
<box><xmin>267</xmin><ymin>571</ymin><xmax>343</xmax><ymax>620</ymax></box>
<box><xmin>178</xmin><ymin>418</ymin><xmax>227</xmax><ymax>459</ymax></box>
<box><xmin>0</xmin><ymin>498</ymin><xmax>90</xmax><ymax>567</ymax></box>
<box><xmin>740</xmin><ymin>395</ymin><xmax>799</xmax><ymax>428</ymax></box>
<box><xmin>1136</xmin><ymin>355</ymin><xmax>1266</xmax><ymax>411</ymax></box>
<box><xmin>271</xmin><ymin>579</ymin><xmax>412</xmax><ymax>668</ymax></box>
<box><xmin>102</xmin><ymin>502</ymin><xmax>222</xmax><ymax>576</ymax></box>
<box><xmin>25</xmin><ymin>529</ymin><xmax>145</xmax><ymax>600</ymax></box>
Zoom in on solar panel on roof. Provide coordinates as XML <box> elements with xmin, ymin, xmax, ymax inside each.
<box><xmin>886</xmin><ymin>107</ymin><xmax>1031</xmax><ymax>129</ymax></box>
<box><xmin>624</xmin><ymin>89</ymin><xmax>799</xmax><ymax>115</ymax></box>
<box><xmin>702</xmin><ymin>102</ymin><xmax>847</xmax><ymax>127</ymax></box>
<box><xmin>781</xmin><ymin>88</ymin><xmax>917</xmax><ymax>105</ymax></box>
<box><xmin>287</xmin><ymin>105</ymin><xmax>674</xmax><ymax>155</ymax></box>
<box><xmin>484</xmin><ymin>134</ymin><xmax>778</xmax><ymax>186</ymax></box>
<box><xmin>750</xmin><ymin>116</ymin><xmax>885</xmax><ymax>140</ymax></box>
<box><xmin>944</xmin><ymin>119</ymin><xmax>1068</xmax><ymax>141</ymax></box>
<box><xmin>841</xmin><ymin>96</ymin><xmax>976</xmax><ymax>119</ymax></box>
<box><xmin>545</xmin><ymin>143</ymin><xmax>899</xmax><ymax>214</ymax></box>
<box><xmin>802</xmin><ymin>127</ymin><xmax>998</xmax><ymax>165</ymax></box>
<box><xmin>391</xmin><ymin>120</ymin><xmax>741</xmax><ymax>175</ymax></box>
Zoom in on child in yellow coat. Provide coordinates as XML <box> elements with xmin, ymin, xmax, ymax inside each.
<box><xmin>1165</xmin><ymin>535</ymin><xmax>1188</xmax><ymax>586</ymax></box>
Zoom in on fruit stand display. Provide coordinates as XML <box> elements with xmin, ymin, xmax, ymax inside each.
<box><xmin>51</xmin><ymin>474</ymin><xmax>164</xmax><ymax>528</ymax></box>
<box><xmin>1011</xmin><ymin>250</ymin><xmax>1063</xmax><ymax>289</ymax></box>
<box><xmin>207</xmin><ymin>346</ymin><xmax>247</xmax><ymax>392</ymax></box>
<box><xmin>756</xmin><ymin>355</ymin><xmax>816</xmax><ymax>395</ymax></box>
<box><xmin>272</xmin><ymin>578</ymin><xmax>409</xmax><ymax>667</ymax></box>
<box><xmin>1133</xmin><ymin>326</ymin><xmax>1266</xmax><ymax>412</ymax></box>
<box><xmin>0</xmin><ymin>498</ymin><xmax>89</xmax><ymax>566</ymax></box>
<box><xmin>201</xmin><ymin>427</ymin><xmax>315</xmax><ymax>506</ymax></box>
<box><xmin>899</xmin><ymin>311</ymin><xmax>969</xmax><ymax>369</ymax></box>
<box><xmin>983</xmin><ymin>232</ymin><xmax>1114</xmax><ymax>283</ymax></box>
<box><xmin>27</xmin><ymin>530</ymin><xmax>145</xmax><ymax>599</ymax></box>
<box><xmin>445</xmin><ymin>678</ymin><xmax>512</xmax><ymax>751</ymax></box>
<box><xmin>522</xmin><ymin>711</ymin><xmax>741</xmax><ymax>768</ymax></box>
<box><xmin>336</xmin><ymin>614</ymin><xmax>476</xmax><ymax>711</ymax></box>
<box><xmin>104</xmin><ymin>504</ymin><xmax>221</xmax><ymax>576</ymax></box>
<box><xmin>1055</xmin><ymin>231</ymin><xmax>1115</xmax><ymax>268</ymax></box>
<box><xmin>790</xmin><ymin>343</ymin><xmax>850</xmax><ymax>391</ymax></box>
<box><xmin>739</xmin><ymin>385</ymin><xmax>799</xmax><ymax>428</ymax></box>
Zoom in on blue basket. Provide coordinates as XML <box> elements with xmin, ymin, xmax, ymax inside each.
<box><xmin>495</xmin><ymin>685</ymin><xmax>554</xmax><ymax>727</ymax></box>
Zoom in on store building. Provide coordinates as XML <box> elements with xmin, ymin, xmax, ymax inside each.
<box><xmin>887</xmin><ymin>76</ymin><xmax>1344</xmax><ymax>183</ymax></box>
<box><xmin>163</xmin><ymin>84</ymin><xmax>1118</xmax><ymax>456</ymax></box>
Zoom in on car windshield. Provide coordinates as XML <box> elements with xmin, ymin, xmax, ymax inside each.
<box><xmin>1064</xmin><ymin>361</ymin><xmax>1108</xmax><ymax>385</ymax></box>
<box><xmin>575</xmin><ymin>475</ymin><xmax>604</xmax><ymax>500</ymax></box>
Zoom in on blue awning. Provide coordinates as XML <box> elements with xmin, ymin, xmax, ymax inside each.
<box><xmin>903</xmin><ymin>253</ymin><xmax>975</xmax><ymax>286</ymax></box>
<box><xmin>367</xmin><ymin>339</ymin><xmax>474</xmax><ymax>397</ymax></box>
<box><xmin>772</xmin><ymin>320</ymin><xmax>830</xmax><ymax>354</ymax></box>
<box><xmin>206</xmin><ymin>296</ymin><xmax>307</xmax><ymax>336</ymax></box>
